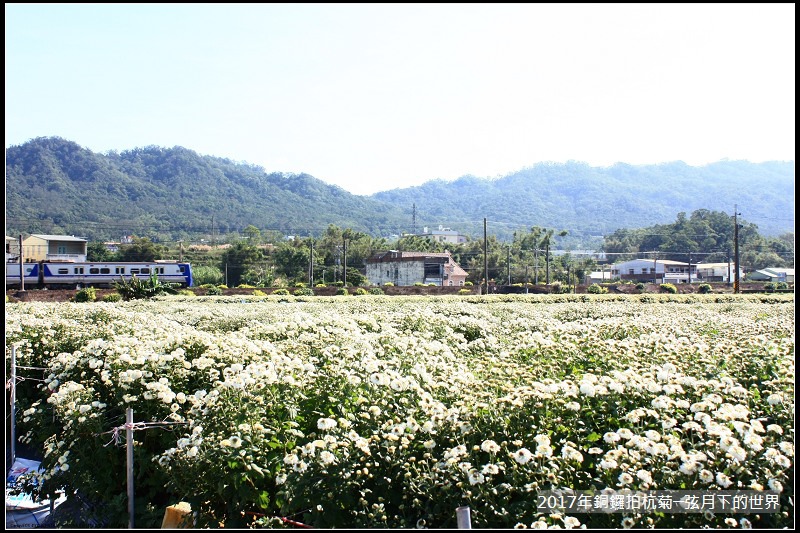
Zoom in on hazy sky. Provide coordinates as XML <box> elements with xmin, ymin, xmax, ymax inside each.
<box><xmin>5</xmin><ymin>3</ymin><xmax>795</xmax><ymax>195</ymax></box>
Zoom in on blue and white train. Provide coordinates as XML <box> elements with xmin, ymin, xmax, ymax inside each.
<box><xmin>5</xmin><ymin>261</ymin><xmax>193</xmax><ymax>289</ymax></box>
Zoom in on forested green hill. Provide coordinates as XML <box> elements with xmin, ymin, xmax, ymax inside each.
<box><xmin>5</xmin><ymin>137</ymin><xmax>794</xmax><ymax>246</ymax></box>
<box><xmin>372</xmin><ymin>160</ymin><xmax>794</xmax><ymax>243</ymax></box>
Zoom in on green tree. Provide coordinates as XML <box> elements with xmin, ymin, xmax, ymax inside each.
<box><xmin>86</xmin><ymin>241</ymin><xmax>117</xmax><ymax>262</ymax></box>
<box><xmin>219</xmin><ymin>241</ymin><xmax>264</xmax><ymax>287</ymax></box>
<box><xmin>192</xmin><ymin>265</ymin><xmax>224</xmax><ymax>286</ymax></box>
<box><xmin>243</xmin><ymin>224</ymin><xmax>262</xmax><ymax>244</ymax></box>
<box><xmin>117</xmin><ymin>236</ymin><xmax>165</xmax><ymax>262</ymax></box>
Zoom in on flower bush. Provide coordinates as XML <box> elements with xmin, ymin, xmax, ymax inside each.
<box><xmin>5</xmin><ymin>294</ymin><xmax>794</xmax><ymax>528</ymax></box>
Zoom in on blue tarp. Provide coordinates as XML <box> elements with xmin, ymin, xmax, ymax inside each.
<box><xmin>6</xmin><ymin>457</ymin><xmax>66</xmax><ymax>528</ymax></box>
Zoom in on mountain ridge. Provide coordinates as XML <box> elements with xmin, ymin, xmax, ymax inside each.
<box><xmin>5</xmin><ymin>137</ymin><xmax>794</xmax><ymax>246</ymax></box>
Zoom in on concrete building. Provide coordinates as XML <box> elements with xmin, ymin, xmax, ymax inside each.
<box><xmin>610</xmin><ymin>258</ymin><xmax>745</xmax><ymax>284</ymax></box>
<box><xmin>366</xmin><ymin>250</ymin><xmax>469</xmax><ymax>286</ymax></box>
<box><xmin>694</xmin><ymin>262</ymin><xmax>743</xmax><ymax>283</ymax></box>
<box><xmin>416</xmin><ymin>226</ymin><xmax>468</xmax><ymax>245</ymax></box>
<box><xmin>748</xmin><ymin>268</ymin><xmax>794</xmax><ymax>283</ymax></box>
<box><xmin>21</xmin><ymin>235</ymin><xmax>88</xmax><ymax>262</ymax></box>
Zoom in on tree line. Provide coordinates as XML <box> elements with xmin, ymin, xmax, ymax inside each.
<box><xmin>88</xmin><ymin>209</ymin><xmax>793</xmax><ymax>288</ymax></box>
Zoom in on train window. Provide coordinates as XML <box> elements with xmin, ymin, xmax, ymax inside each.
<box><xmin>58</xmin><ymin>268</ymin><xmax>69</xmax><ymax>274</ymax></box>
<box><xmin>75</xmin><ymin>267</ymin><xmax>84</xmax><ymax>274</ymax></box>
<box><xmin>90</xmin><ymin>268</ymin><xmax>100</xmax><ymax>274</ymax></box>
<box><xmin>115</xmin><ymin>267</ymin><xmax>125</xmax><ymax>274</ymax></box>
<box><xmin>140</xmin><ymin>268</ymin><xmax>150</xmax><ymax>274</ymax></box>
<box><xmin>156</xmin><ymin>267</ymin><xmax>164</xmax><ymax>274</ymax></box>
<box><xmin>100</xmin><ymin>268</ymin><xmax>110</xmax><ymax>274</ymax></box>
<box><xmin>179</xmin><ymin>266</ymin><xmax>186</xmax><ymax>273</ymax></box>
<box><xmin>130</xmin><ymin>269</ymin><xmax>140</xmax><ymax>275</ymax></box>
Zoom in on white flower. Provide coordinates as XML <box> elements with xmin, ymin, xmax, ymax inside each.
<box><xmin>618</xmin><ymin>472</ymin><xmax>633</xmax><ymax>486</ymax></box>
<box><xmin>563</xmin><ymin>516</ymin><xmax>581</xmax><ymax>529</ymax></box>
<box><xmin>679</xmin><ymin>460</ymin><xmax>698</xmax><ymax>476</ymax></box>
<box><xmin>481</xmin><ymin>463</ymin><xmax>500</xmax><ymax>475</ymax></box>
<box><xmin>698</xmin><ymin>469</ymin><xmax>714</xmax><ymax>483</ymax></box>
<box><xmin>423</xmin><ymin>440</ymin><xmax>436</xmax><ymax>450</ymax></box>
<box><xmin>561</xmin><ymin>445</ymin><xmax>583</xmax><ymax>463</ymax></box>
<box><xmin>600</xmin><ymin>458</ymin><xmax>618</xmax><ymax>470</ymax></box>
<box><xmin>512</xmin><ymin>448</ymin><xmax>533</xmax><ymax>465</ymax></box>
<box><xmin>317</xmin><ymin>418</ymin><xmax>337</xmax><ymax>431</ymax></box>
<box><xmin>475</xmin><ymin>439</ymin><xmax>498</xmax><ymax>454</ymax></box>
<box><xmin>726</xmin><ymin>445</ymin><xmax>747</xmax><ymax>463</ymax></box>
<box><xmin>715</xmin><ymin>472</ymin><xmax>733</xmax><ymax>488</ymax></box>
<box><xmin>767</xmin><ymin>479</ymin><xmax>783</xmax><ymax>492</ymax></box>
<box><xmin>468</xmin><ymin>469</ymin><xmax>485</xmax><ymax>485</ymax></box>
<box><xmin>766</xmin><ymin>394</ymin><xmax>783</xmax><ymax>405</ymax></box>
<box><xmin>319</xmin><ymin>450</ymin><xmax>336</xmax><ymax>465</ymax></box>
<box><xmin>636</xmin><ymin>470</ymin><xmax>653</xmax><ymax>484</ymax></box>
<box><xmin>616</xmin><ymin>428</ymin><xmax>633</xmax><ymax>440</ymax></box>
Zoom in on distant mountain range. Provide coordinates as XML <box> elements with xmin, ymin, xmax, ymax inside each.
<box><xmin>5</xmin><ymin>137</ymin><xmax>794</xmax><ymax>247</ymax></box>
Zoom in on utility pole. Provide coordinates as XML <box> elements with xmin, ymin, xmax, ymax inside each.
<box><xmin>483</xmin><ymin>218</ymin><xmax>488</xmax><ymax>295</ymax></box>
<box><xmin>734</xmin><ymin>205</ymin><xmax>741</xmax><ymax>294</ymax></box>
<box><xmin>343</xmin><ymin>238</ymin><xmax>348</xmax><ymax>287</ymax></box>
<box><xmin>525</xmin><ymin>264</ymin><xmax>529</xmax><ymax>294</ymax></box>
<box><xmin>545</xmin><ymin>244</ymin><xmax>550</xmax><ymax>285</ymax></box>
<box><xmin>18</xmin><ymin>235</ymin><xmax>24</xmax><ymax>291</ymax></box>
<box><xmin>412</xmin><ymin>203</ymin><xmax>417</xmax><ymax>235</ymax></box>
<box><xmin>507</xmin><ymin>245</ymin><xmax>511</xmax><ymax>285</ymax></box>
<box><xmin>534</xmin><ymin>248</ymin><xmax>539</xmax><ymax>285</ymax></box>
<box><xmin>309</xmin><ymin>238</ymin><xmax>314</xmax><ymax>286</ymax></box>
<box><xmin>727</xmin><ymin>253</ymin><xmax>732</xmax><ymax>287</ymax></box>
<box><xmin>688</xmin><ymin>251</ymin><xmax>692</xmax><ymax>284</ymax></box>
<box><xmin>653</xmin><ymin>251</ymin><xmax>658</xmax><ymax>285</ymax></box>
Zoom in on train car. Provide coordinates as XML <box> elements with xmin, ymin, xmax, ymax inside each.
<box><xmin>5</xmin><ymin>261</ymin><xmax>193</xmax><ymax>289</ymax></box>
<box><xmin>5</xmin><ymin>262</ymin><xmax>40</xmax><ymax>288</ymax></box>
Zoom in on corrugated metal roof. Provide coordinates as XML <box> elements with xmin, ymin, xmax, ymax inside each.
<box><xmin>29</xmin><ymin>234</ymin><xmax>88</xmax><ymax>242</ymax></box>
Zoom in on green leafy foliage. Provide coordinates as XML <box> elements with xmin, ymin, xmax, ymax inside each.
<box><xmin>114</xmin><ymin>272</ymin><xmax>180</xmax><ymax>300</ymax></box>
<box><xmin>659</xmin><ymin>283</ymin><xmax>678</xmax><ymax>294</ymax></box>
<box><xmin>73</xmin><ymin>287</ymin><xmax>97</xmax><ymax>302</ymax></box>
